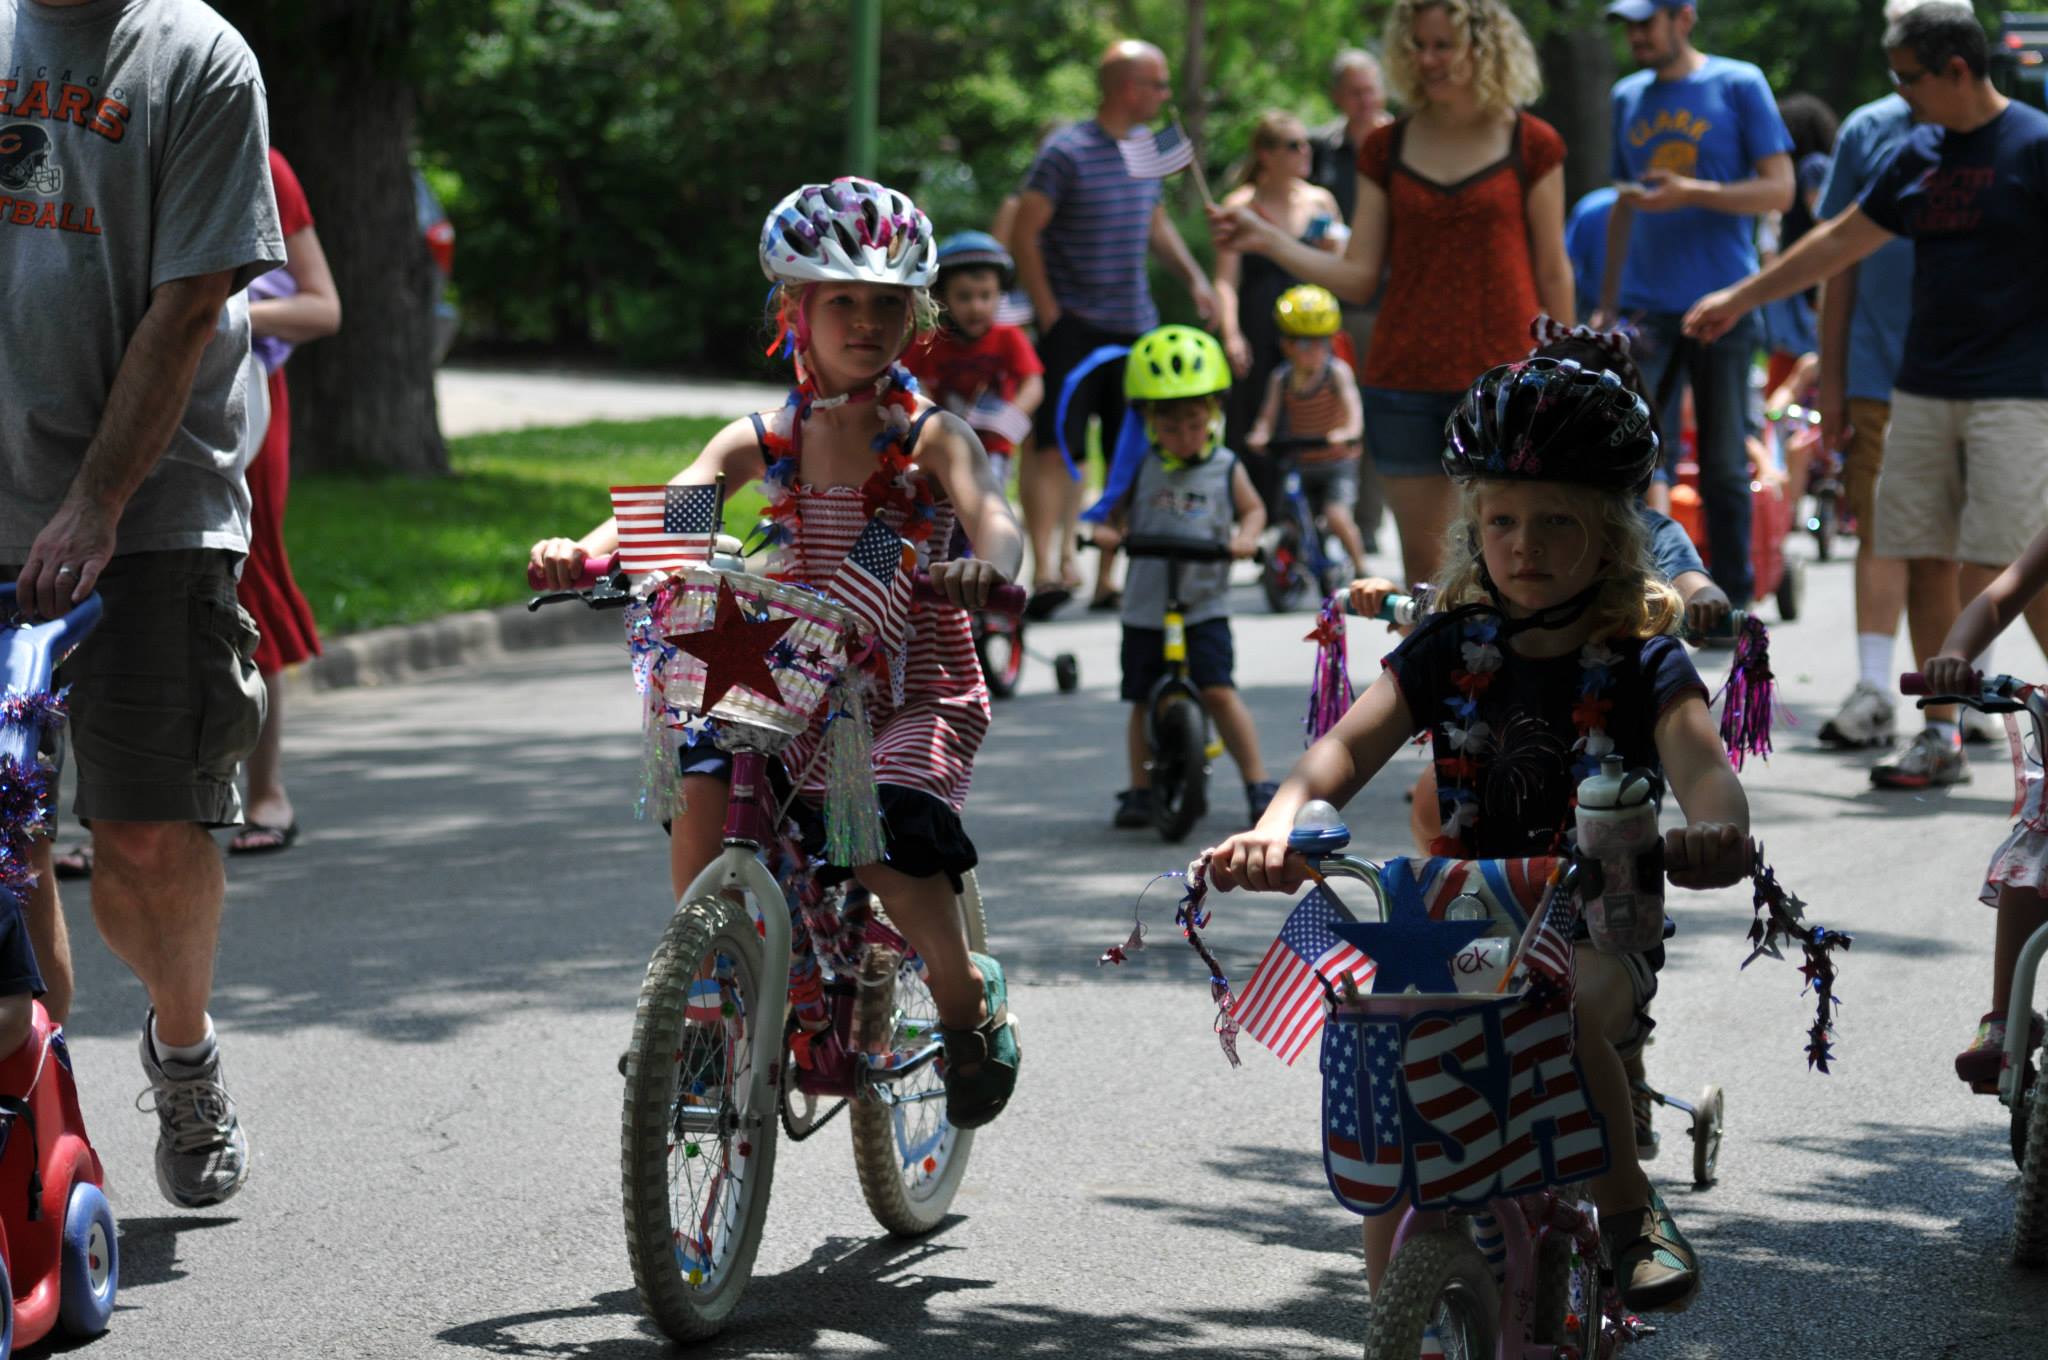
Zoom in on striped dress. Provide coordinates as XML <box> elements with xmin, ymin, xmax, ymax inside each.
<box><xmin>770</xmin><ymin>445</ymin><xmax>990</xmax><ymax>812</ymax></box>
<box><xmin>1276</xmin><ymin>360</ymin><xmax>1353</xmax><ymax>464</ymax></box>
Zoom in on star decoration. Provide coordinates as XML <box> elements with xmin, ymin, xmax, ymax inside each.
<box><xmin>1332</xmin><ymin>862</ymin><xmax>1494</xmax><ymax>995</ymax></box>
<box><xmin>664</xmin><ymin>578</ymin><xmax>798</xmax><ymax>711</ymax></box>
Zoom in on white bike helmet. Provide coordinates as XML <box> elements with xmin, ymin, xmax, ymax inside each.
<box><xmin>759</xmin><ymin>177</ymin><xmax>936</xmax><ymax>288</ymax></box>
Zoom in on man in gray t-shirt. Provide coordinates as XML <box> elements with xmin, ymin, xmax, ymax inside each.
<box><xmin>2</xmin><ymin>0</ymin><xmax>284</xmax><ymax>1210</ymax></box>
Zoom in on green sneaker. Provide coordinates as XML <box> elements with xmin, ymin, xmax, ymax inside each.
<box><xmin>940</xmin><ymin>952</ymin><xmax>1020</xmax><ymax>1130</ymax></box>
<box><xmin>1602</xmin><ymin>1186</ymin><xmax>1700</xmax><ymax>1313</ymax></box>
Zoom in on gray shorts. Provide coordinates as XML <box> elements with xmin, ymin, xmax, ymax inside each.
<box><xmin>8</xmin><ymin>550</ymin><xmax>265</xmax><ymax>828</ymax></box>
<box><xmin>1297</xmin><ymin>458</ymin><xmax>1360</xmax><ymax>517</ymax></box>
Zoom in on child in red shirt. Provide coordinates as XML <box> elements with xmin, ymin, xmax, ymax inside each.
<box><xmin>905</xmin><ymin>232</ymin><xmax>1044</xmax><ymax>489</ymax></box>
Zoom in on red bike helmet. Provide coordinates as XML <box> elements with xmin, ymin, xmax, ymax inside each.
<box><xmin>1443</xmin><ymin>358</ymin><xmax>1659</xmax><ymax>493</ymax></box>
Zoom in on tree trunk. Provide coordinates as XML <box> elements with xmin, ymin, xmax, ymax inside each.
<box><xmin>216</xmin><ymin>2</ymin><xmax>447</xmax><ymax>477</ymax></box>
<box><xmin>1182</xmin><ymin>0</ymin><xmax>1208</xmax><ymax>163</ymax></box>
<box><xmin>1535</xmin><ymin>27</ymin><xmax>1615</xmax><ymax>208</ymax></box>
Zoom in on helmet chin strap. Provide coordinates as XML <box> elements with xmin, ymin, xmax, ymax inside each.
<box><xmin>1473</xmin><ymin>559</ymin><xmax>1605</xmax><ymax>637</ymax></box>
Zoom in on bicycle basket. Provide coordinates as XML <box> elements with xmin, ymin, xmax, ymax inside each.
<box><xmin>648</xmin><ymin>568</ymin><xmax>856</xmax><ymax>751</ymax></box>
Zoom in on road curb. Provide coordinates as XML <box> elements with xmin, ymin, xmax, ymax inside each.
<box><xmin>281</xmin><ymin>598</ymin><xmax>621</xmax><ymax>697</ymax></box>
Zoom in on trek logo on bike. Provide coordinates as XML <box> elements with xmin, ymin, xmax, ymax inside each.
<box><xmin>1320</xmin><ymin>995</ymin><xmax>1610</xmax><ymax>1215</ymax></box>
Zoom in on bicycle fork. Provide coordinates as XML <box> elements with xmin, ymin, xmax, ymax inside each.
<box><xmin>1161</xmin><ymin>606</ymin><xmax>1224</xmax><ymax>760</ymax></box>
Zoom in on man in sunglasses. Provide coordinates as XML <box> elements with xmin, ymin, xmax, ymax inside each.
<box><xmin>1686</xmin><ymin>2</ymin><xmax>2048</xmax><ymax>792</ymax></box>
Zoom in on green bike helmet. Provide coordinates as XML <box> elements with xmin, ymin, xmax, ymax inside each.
<box><xmin>1124</xmin><ymin>325</ymin><xmax>1231</xmax><ymax>402</ymax></box>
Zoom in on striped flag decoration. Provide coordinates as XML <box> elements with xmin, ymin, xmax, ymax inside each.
<box><xmin>994</xmin><ymin>292</ymin><xmax>1035</xmax><ymax>328</ymax></box>
<box><xmin>1323</xmin><ymin>1016</ymin><xmax>1407</xmax><ymax>1210</ymax></box>
<box><xmin>1229</xmin><ymin>886</ymin><xmax>1375</xmax><ymax>1065</ymax></box>
<box><xmin>967</xmin><ymin>395</ymin><xmax>1035</xmax><ymax>447</ymax></box>
<box><xmin>611</xmin><ymin>483</ymin><xmax>721</xmax><ymax>574</ymax></box>
<box><xmin>1118</xmin><ymin>122</ymin><xmax>1196</xmax><ymax>179</ymax></box>
<box><xmin>1513</xmin><ymin>877</ymin><xmax>1578</xmax><ymax>1006</ymax></box>
<box><xmin>826</xmin><ymin>516</ymin><xmax>913</xmax><ymax>653</ymax></box>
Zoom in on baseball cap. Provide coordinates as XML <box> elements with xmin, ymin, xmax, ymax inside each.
<box><xmin>1605</xmin><ymin>0</ymin><xmax>1692</xmax><ymax>20</ymax></box>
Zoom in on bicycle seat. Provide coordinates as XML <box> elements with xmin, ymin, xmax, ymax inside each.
<box><xmin>1</xmin><ymin>584</ymin><xmax>102</xmax><ymax>769</ymax></box>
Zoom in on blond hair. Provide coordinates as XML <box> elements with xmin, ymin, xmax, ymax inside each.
<box><xmin>1384</xmin><ymin>0</ymin><xmax>1543</xmax><ymax>114</ymax></box>
<box><xmin>765</xmin><ymin>280</ymin><xmax>939</xmax><ymax>362</ymax></box>
<box><xmin>1231</xmin><ymin>109</ymin><xmax>1310</xmax><ymax>191</ymax></box>
<box><xmin>1433</xmin><ymin>481</ymin><xmax>1682</xmax><ymax>641</ymax></box>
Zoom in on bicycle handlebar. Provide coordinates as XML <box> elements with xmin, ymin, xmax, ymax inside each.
<box><xmin>1898</xmin><ymin>670</ymin><xmax>2031</xmax><ymax>711</ymax></box>
<box><xmin>1117</xmin><ymin>535</ymin><xmax>1237</xmax><ymax>564</ymax></box>
<box><xmin>526</xmin><ymin>552</ymin><xmax>1025</xmax><ymax>617</ymax></box>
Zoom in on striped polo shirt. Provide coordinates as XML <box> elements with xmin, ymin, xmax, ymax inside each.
<box><xmin>1025</xmin><ymin>120</ymin><xmax>1163</xmax><ymax>336</ymax></box>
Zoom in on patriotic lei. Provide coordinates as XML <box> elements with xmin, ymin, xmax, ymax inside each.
<box><xmin>0</xmin><ymin>687</ymin><xmax>66</xmax><ymax>902</ymax></box>
<box><xmin>1429</xmin><ymin>609</ymin><xmax>1618</xmax><ymax>858</ymax></box>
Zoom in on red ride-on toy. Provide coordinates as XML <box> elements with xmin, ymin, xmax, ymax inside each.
<box><xmin>1668</xmin><ymin>436</ymin><xmax>1806</xmax><ymax>623</ymax></box>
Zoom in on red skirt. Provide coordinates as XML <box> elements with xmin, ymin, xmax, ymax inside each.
<box><xmin>237</xmin><ymin>368</ymin><xmax>323</xmax><ymax>674</ymax></box>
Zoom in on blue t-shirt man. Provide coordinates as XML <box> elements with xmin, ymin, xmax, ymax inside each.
<box><xmin>1566</xmin><ymin>187</ymin><xmax>1617</xmax><ymax>321</ymax></box>
<box><xmin>1817</xmin><ymin>94</ymin><xmax>1917</xmax><ymax>402</ymax></box>
<box><xmin>1023</xmin><ymin>120</ymin><xmax>1163</xmax><ymax>337</ymax></box>
<box><xmin>1609</xmin><ymin>56</ymin><xmax>1794</xmax><ymax>313</ymax></box>
<box><xmin>1858</xmin><ymin>100</ymin><xmax>2048</xmax><ymax>399</ymax></box>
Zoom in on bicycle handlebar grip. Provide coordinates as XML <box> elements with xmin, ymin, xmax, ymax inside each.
<box><xmin>527</xmin><ymin>552</ymin><xmax>619</xmax><ymax>591</ymax></box>
<box><xmin>1898</xmin><ymin>672</ymin><xmax>1931</xmax><ymax>696</ymax></box>
<box><xmin>911</xmin><ymin>572</ymin><xmax>1026</xmax><ymax>617</ymax></box>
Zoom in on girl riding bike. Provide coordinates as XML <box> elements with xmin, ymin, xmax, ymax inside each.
<box><xmin>530</xmin><ymin>177</ymin><xmax>1026</xmax><ymax>1129</ymax></box>
<box><xmin>1206</xmin><ymin>355</ymin><xmax>1751</xmax><ymax>1313</ymax></box>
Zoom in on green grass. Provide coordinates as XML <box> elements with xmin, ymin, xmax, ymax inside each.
<box><xmin>288</xmin><ymin>416</ymin><xmax>758</xmax><ymax>635</ymax></box>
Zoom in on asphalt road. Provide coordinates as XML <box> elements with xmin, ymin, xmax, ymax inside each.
<box><xmin>44</xmin><ymin>539</ymin><xmax>2048</xmax><ymax>1359</ymax></box>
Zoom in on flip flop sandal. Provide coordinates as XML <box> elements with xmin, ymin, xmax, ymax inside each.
<box><xmin>1086</xmin><ymin>590</ymin><xmax>1122</xmax><ymax>612</ymax></box>
<box><xmin>52</xmin><ymin>844</ymin><xmax>91</xmax><ymax>880</ymax></box>
<box><xmin>940</xmin><ymin>952</ymin><xmax>1020</xmax><ymax>1130</ymax></box>
<box><xmin>229</xmin><ymin>820</ymin><xmax>301</xmax><ymax>855</ymax></box>
<box><xmin>1022</xmin><ymin>585</ymin><xmax>1071</xmax><ymax>621</ymax></box>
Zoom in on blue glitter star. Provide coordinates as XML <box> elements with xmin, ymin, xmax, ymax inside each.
<box><xmin>1332</xmin><ymin>859</ymin><xmax>1493</xmax><ymax>994</ymax></box>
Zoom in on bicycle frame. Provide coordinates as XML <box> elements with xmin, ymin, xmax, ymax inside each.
<box><xmin>1999</xmin><ymin>687</ymin><xmax>2048</xmax><ymax>1108</ymax></box>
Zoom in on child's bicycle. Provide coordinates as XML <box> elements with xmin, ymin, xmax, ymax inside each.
<box><xmin>1900</xmin><ymin>669</ymin><xmax>2048</xmax><ymax>1266</ymax></box>
<box><xmin>1113</xmin><ymin>534</ymin><xmax>1237</xmax><ymax>843</ymax></box>
<box><xmin>1259</xmin><ymin>435</ymin><xmax>1354</xmax><ymax>614</ymax></box>
<box><xmin>1769</xmin><ymin>404</ymin><xmax>1840</xmax><ymax>563</ymax></box>
<box><xmin>970</xmin><ymin>604</ymin><xmax>1079</xmax><ymax>699</ymax></box>
<box><xmin>0</xmin><ymin>585</ymin><xmax>120</xmax><ymax>1355</ymax></box>
<box><xmin>528</xmin><ymin>553</ymin><xmax>1025</xmax><ymax>1340</ymax></box>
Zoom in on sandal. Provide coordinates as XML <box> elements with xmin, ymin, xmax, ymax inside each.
<box><xmin>940</xmin><ymin>952</ymin><xmax>1020</xmax><ymax>1130</ymax></box>
<box><xmin>52</xmin><ymin>844</ymin><xmax>92</xmax><ymax>880</ymax></box>
<box><xmin>1956</xmin><ymin>1008</ymin><xmax>2045</xmax><ymax>1093</ymax></box>
<box><xmin>1022</xmin><ymin>584</ymin><xmax>1071</xmax><ymax>622</ymax></box>
<box><xmin>1601</xmin><ymin>1186</ymin><xmax>1700</xmax><ymax>1313</ymax></box>
<box><xmin>229</xmin><ymin>820</ymin><xmax>300</xmax><ymax>855</ymax></box>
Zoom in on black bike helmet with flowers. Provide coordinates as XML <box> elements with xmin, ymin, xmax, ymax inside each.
<box><xmin>1443</xmin><ymin>357</ymin><xmax>1659</xmax><ymax>493</ymax></box>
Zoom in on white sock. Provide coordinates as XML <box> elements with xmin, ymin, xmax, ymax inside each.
<box><xmin>1926</xmin><ymin>718</ymin><xmax>1961</xmax><ymax>746</ymax></box>
<box><xmin>152</xmin><ymin>1014</ymin><xmax>216</xmax><ymax>1066</ymax></box>
<box><xmin>1857</xmin><ymin>633</ymin><xmax>1893</xmax><ymax>691</ymax></box>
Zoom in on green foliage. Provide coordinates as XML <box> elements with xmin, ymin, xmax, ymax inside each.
<box><xmin>289</xmin><ymin>415</ymin><xmax>753</xmax><ymax>633</ymax></box>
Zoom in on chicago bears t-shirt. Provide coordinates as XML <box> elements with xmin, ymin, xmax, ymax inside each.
<box><xmin>1609</xmin><ymin>57</ymin><xmax>1793</xmax><ymax>315</ymax></box>
<box><xmin>1858</xmin><ymin>100</ymin><xmax>2048</xmax><ymax>400</ymax></box>
<box><xmin>1817</xmin><ymin>94</ymin><xmax>1916</xmax><ymax>404</ymax></box>
<box><xmin>902</xmin><ymin>323</ymin><xmax>1043</xmax><ymax>454</ymax></box>
<box><xmin>0</xmin><ymin>0</ymin><xmax>283</xmax><ymax>560</ymax></box>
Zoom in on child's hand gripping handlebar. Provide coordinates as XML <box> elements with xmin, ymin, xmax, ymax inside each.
<box><xmin>1899</xmin><ymin>670</ymin><xmax>2029</xmax><ymax>712</ymax></box>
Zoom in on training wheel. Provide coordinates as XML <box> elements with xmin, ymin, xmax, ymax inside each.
<box><xmin>1690</xmin><ymin>1084</ymin><xmax>1724</xmax><ymax>1188</ymax></box>
<box><xmin>1053</xmin><ymin>653</ymin><xmax>1079</xmax><ymax>693</ymax></box>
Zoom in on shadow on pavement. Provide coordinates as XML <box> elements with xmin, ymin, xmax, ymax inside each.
<box><xmin>113</xmin><ymin>1214</ymin><xmax>239</xmax><ymax>1290</ymax></box>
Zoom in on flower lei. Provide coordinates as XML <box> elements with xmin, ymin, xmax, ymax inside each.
<box><xmin>1429</xmin><ymin>609</ymin><xmax>1618</xmax><ymax>858</ymax></box>
<box><xmin>754</xmin><ymin>362</ymin><xmax>937</xmax><ymax>571</ymax></box>
<box><xmin>0</xmin><ymin>686</ymin><xmax>66</xmax><ymax>902</ymax></box>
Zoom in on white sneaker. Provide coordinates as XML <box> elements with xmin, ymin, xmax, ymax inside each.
<box><xmin>1818</xmin><ymin>681</ymin><xmax>1896</xmax><ymax>749</ymax></box>
<box><xmin>1871</xmin><ymin>728</ymin><xmax>1971</xmax><ymax>789</ymax></box>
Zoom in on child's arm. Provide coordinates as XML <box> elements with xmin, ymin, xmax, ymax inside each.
<box><xmin>1328</xmin><ymin>357</ymin><xmax>1365</xmax><ymax>449</ymax></box>
<box><xmin>1924</xmin><ymin>522</ymin><xmax>2048</xmax><ymax>693</ymax></box>
<box><xmin>1228</xmin><ymin>460</ymin><xmax>1266</xmax><ymax>558</ymax></box>
<box><xmin>1246</xmin><ymin>369</ymin><xmax>1284</xmax><ymax>455</ymax></box>
<box><xmin>527</xmin><ymin>413</ymin><xmax>763</xmax><ymax>589</ymax></box>
<box><xmin>1209</xmin><ymin>670</ymin><xmax>1417</xmax><ymax>892</ymax></box>
<box><xmin>1654</xmin><ymin>692</ymin><xmax>1752</xmax><ymax>889</ymax></box>
<box><xmin>918</xmin><ymin>412</ymin><xmax>1026</xmax><ymax>606</ymax></box>
<box><xmin>1012</xmin><ymin>371</ymin><xmax>1045</xmax><ymax>419</ymax></box>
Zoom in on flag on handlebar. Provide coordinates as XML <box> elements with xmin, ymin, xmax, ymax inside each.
<box><xmin>827</xmin><ymin>517</ymin><xmax>913</xmax><ymax>655</ymax></box>
<box><xmin>1231</xmin><ymin>887</ymin><xmax>1375</xmax><ymax>1065</ymax></box>
<box><xmin>611</xmin><ymin>484</ymin><xmax>721</xmax><ymax>574</ymax></box>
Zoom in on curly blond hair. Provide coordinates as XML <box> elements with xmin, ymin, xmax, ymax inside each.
<box><xmin>1433</xmin><ymin>481</ymin><xmax>1682</xmax><ymax>641</ymax></box>
<box><xmin>1384</xmin><ymin>0</ymin><xmax>1544</xmax><ymax>115</ymax></box>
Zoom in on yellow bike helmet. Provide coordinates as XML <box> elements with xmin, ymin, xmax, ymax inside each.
<box><xmin>1274</xmin><ymin>284</ymin><xmax>1341</xmax><ymax>338</ymax></box>
<box><xmin>1124</xmin><ymin>325</ymin><xmax>1231</xmax><ymax>401</ymax></box>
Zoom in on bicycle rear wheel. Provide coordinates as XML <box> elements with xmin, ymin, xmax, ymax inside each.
<box><xmin>622</xmin><ymin>894</ymin><xmax>778</xmax><ymax>1341</ymax></box>
<box><xmin>1263</xmin><ymin>527</ymin><xmax>1308</xmax><ymax>613</ymax></box>
<box><xmin>1149</xmin><ymin>698</ymin><xmax>1209</xmax><ymax>842</ymax></box>
<box><xmin>974</xmin><ymin>616</ymin><xmax>1024</xmax><ymax>700</ymax></box>
<box><xmin>850</xmin><ymin>870</ymin><xmax>991</xmax><ymax>1235</ymax></box>
<box><xmin>2014</xmin><ymin>1058</ymin><xmax>2048</xmax><ymax>1266</ymax></box>
<box><xmin>1362</xmin><ymin>1228</ymin><xmax>1500</xmax><ymax>1360</ymax></box>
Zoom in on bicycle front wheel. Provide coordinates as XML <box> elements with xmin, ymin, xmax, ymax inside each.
<box><xmin>1533</xmin><ymin>1227</ymin><xmax>1601</xmax><ymax>1356</ymax></box>
<box><xmin>2014</xmin><ymin>1060</ymin><xmax>2048</xmax><ymax>1266</ymax></box>
<box><xmin>850</xmin><ymin>869</ymin><xmax>991</xmax><ymax>1235</ymax></box>
<box><xmin>1362</xmin><ymin>1229</ymin><xmax>1500</xmax><ymax>1360</ymax></box>
<box><xmin>1263</xmin><ymin>527</ymin><xmax>1307</xmax><ymax>613</ymax></box>
<box><xmin>622</xmin><ymin>893</ymin><xmax>779</xmax><ymax>1341</ymax></box>
<box><xmin>1150</xmin><ymin>698</ymin><xmax>1209</xmax><ymax>842</ymax></box>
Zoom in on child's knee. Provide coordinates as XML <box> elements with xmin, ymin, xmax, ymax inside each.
<box><xmin>0</xmin><ymin>993</ymin><xmax>34</xmax><ymax>1064</ymax></box>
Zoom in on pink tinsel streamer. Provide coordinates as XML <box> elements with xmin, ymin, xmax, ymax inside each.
<box><xmin>1303</xmin><ymin>600</ymin><xmax>1354</xmax><ymax>746</ymax></box>
<box><xmin>1714</xmin><ymin>614</ymin><xmax>1775</xmax><ymax>770</ymax></box>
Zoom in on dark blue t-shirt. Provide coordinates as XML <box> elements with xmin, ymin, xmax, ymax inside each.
<box><xmin>1609</xmin><ymin>57</ymin><xmax>1793</xmax><ymax>314</ymax></box>
<box><xmin>1643</xmin><ymin>506</ymin><xmax>1706</xmax><ymax>584</ymax></box>
<box><xmin>1859</xmin><ymin>101</ymin><xmax>2048</xmax><ymax>399</ymax></box>
<box><xmin>1386</xmin><ymin>617</ymin><xmax>1707</xmax><ymax>858</ymax></box>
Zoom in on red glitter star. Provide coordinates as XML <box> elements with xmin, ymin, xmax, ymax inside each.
<box><xmin>665</xmin><ymin>578</ymin><xmax>798</xmax><ymax>711</ymax></box>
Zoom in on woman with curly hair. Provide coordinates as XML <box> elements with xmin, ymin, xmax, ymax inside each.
<box><xmin>1209</xmin><ymin>0</ymin><xmax>1572</xmax><ymax>592</ymax></box>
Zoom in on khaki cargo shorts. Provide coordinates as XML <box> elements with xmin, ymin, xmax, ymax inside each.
<box><xmin>6</xmin><ymin>549</ymin><xmax>265</xmax><ymax>828</ymax></box>
<box><xmin>1874</xmin><ymin>391</ymin><xmax>2048</xmax><ymax>565</ymax></box>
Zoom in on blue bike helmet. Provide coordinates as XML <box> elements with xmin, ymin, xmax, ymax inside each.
<box><xmin>935</xmin><ymin>230</ymin><xmax>1014</xmax><ymax>289</ymax></box>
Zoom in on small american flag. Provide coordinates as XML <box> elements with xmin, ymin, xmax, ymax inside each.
<box><xmin>611</xmin><ymin>484</ymin><xmax>720</xmax><ymax>574</ymax></box>
<box><xmin>1118</xmin><ymin>122</ymin><xmax>1196</xmax><ymax>179</ymax></box>
<box><xmin>1230</xmin><ymin>887</ymin><xmax>1376</xmax><ymax>1065</ymax></box>
<box><xmin>826</xmin><ymin>516</ymin><xmax>912</xmax><ymax>653</ymax></box>
<box><xmin>1515</xmin><ymin>878</ymin><xmax>1577</xmax><ymax>1004</ymax></box>
<box><xmin>967</xmin><ymin>395</ymin><xmax>1035</xmax><ymax>447</ymax></box>
<box><xmin>995</xmin><ymin>292</ymin><xmax>1035</xmax><ymax>328</ymax></box>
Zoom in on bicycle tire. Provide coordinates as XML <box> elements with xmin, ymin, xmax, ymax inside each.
<box><xmin>2015</xmin><ymin>1058</ymin><xmax>2048</xmax><ymax>1266</ymax></box>
<box><xmin>1812</xmin><ymin>489</ymin><xmax>1837</xmax><ymax>563</ymax></box>
<box><xmin>1532</xmin><ymin>1226</ymin><xmax>1601</xmax><ymax>1356</ymax></box>
<box><xmin>2013</xmin><ymin>1061</ymin><xmax>2036</xmax><ymax>1171</ymax></box>
<box><xmin>1362</xmin><ymin>1228</ymin><xmax>1501</xmax><ymax>1360</ymax></box>
<box><xmin>1264</xmin><ymin>527</ymin><xmax>1307</xmax><ymax>613</ymax></box>
<box><xmin>974</xmin><ymin>620</ymin><xmax>1023</xmax><ymax>700</ymax></box>
<box><xmin>1150</xmin><ymin>698</ymin><xmax>1209</xmax><ymax>842</ymax></box>
<box><xmin>622</xmin><ymin>893</ymin><xmax>778</xmax><ymax>1341</ymax></box>
<box><xmin>850</xmin><ymin>870</ymin><xmax>991</xmax><ymax>1236</ymax></box>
